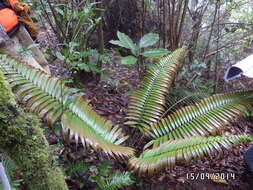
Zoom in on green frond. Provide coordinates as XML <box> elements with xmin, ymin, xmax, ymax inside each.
<box><xmin>163</xmin><ymin>90</ymin><xmax>208</xmax><ymax>117</ymax></box>
<box><xmin>96</xmin><ymin>171</ymin><xmax>134</xmax><ymax>190</ymax></box>
<box><xmin>64</xmin><ymin>161</ymin><xmax>90</xmax><ymax>177</ymax></box>
<box><xmin>146</xmin><ymin>91</ymin><xmax>253</xmax><ymax>147</ymax></box>
<box><xmin>61</xmin><ymin>112</ymin><xmax>133</xmax><ymax>157</ymax></box>
<box><xmin>126</xmin><ymin>48</ymin><xmax>187</xmax><ymax>134</ymax></box>
<box><xmin>0</xmin><ymin>54</ymin><xmax>134</xmax><ymax>158</ymax></box>
<box><xmin>129</xmin><ymin>135</ymin><xmax>253</xmax><ymax>176</ymax></box>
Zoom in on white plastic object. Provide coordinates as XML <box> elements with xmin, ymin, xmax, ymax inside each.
<box><xmin>224</xmin><ymin>54</ymin><xmax>253</xmax><ymax>81</ymax></box>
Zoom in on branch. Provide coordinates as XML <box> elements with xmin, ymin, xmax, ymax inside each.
<box><xmin>202</xmin><ymin>1</ymin><xmax>219</xmax><ymax>61</ymax></box>
<box><xmin>205</xmin><ymin>34</ymin><xmax>253</xmax><ymax>58</ymax></box>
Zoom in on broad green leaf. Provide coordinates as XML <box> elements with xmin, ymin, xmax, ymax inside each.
<box><xmin>117</xmin><ymin>31</ymin><xmax>138</xmax><ymax>55</ymax></box>
<box><xmin>78</xmin><ymin>63</ymin><xmax>90</xmax><ymax>72</ymax></box>
<box><xmin>55</xmin><ymin>7</ymin><xmax>64</xmax><ymax>16</ymax></box>
<box><xmin>139</xmin><ymin>33</ymin><xmax>159</xmax><ymax>48</ymax></box>
<box><xmin>141</xmin><ymin>48</ymin><xmax>169</xmax><ymax>58</ymax></box>
<box><xmin>109</xmin><ymin>40</ymin><xmax>128</xmax><ymax>48</ymax></box>
<box><xmin>121</xmin><ymin>56</ymin><xmax>137</xmax><ymax>66</ymax></box>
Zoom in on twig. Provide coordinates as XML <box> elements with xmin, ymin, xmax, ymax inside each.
<box><xmin>205</xmin><ymin>34</ymin><xmax>253</xmax><ymax>58</ymax></box>
<box><xmin>214</xmin><ymin>0</ymin><xmax>221</xmax><ymax>93</ymax></box>
<box><xmin>202</xmin><ymin>1</ymin><xmax>218</xmax><ymax>61</ymax></box>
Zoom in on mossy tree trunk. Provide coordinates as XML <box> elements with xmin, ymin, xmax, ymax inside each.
<box><xmin>0</xmin><ymin>70</ymin><xmax>68</xmax><ymax>190</ymax></box>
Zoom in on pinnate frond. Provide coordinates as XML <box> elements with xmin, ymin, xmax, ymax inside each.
<box><xmin>146</xmin><ymin>91</ymin><xmax>253</xmax><ymax>148</ymax></box>
<box><xmin>129</xmin><ymin>135</ymin><xmax>253</xmax><ymax>175</ymax></box>
<box><xmin>126</xmin><ymin>48</ymin><xmax>187</xmax><ymax>134</ymax></box>
<box><xmin>0</xmin><ymin>54</ymin><xmax>134</xmax><ymax>158</ymax></box>
<box><xmin>96</xmin><ymin>171</ymin><xmax>134</xmax><ymax>190</ymax></box>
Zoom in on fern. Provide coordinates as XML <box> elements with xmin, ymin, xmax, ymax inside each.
<box><xmin>0</xmin><ymin>54</ymin><xmax>134</xmax><ymax>158</ymax></box>
<box><xmin>1</xmin><ymin>47</ymin><xmax>253</xmax><ymax>177</ymax></box>
<box><xmin>163</xmin><ymin>89</ymin><xmax>208</xmax><ymax>115</ymax></box>
<box><xmin>64</xmin><ymin>161</ymin><xmax>90</xmax><ymax>177</ymax></box>
<box><xmin>96</xmin><ymin>172</ymin><xmax>134</xmax><ymax>190</ymax></box>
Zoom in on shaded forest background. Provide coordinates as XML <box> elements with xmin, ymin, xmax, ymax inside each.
<box><xmin>34</xmin><ymin>0</ymin><xmax>253</xmax><ymax>93</ymax></box>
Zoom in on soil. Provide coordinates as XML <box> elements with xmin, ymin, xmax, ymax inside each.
<box><xmin>44</xmin><ymin>58</ymin><xmax>253</xmax><ymax>190</ymax></box>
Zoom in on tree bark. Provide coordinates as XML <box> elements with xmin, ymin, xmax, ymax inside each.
<box><xmin>0</xmin><ymin>70</ymin><xmax>68</xmax><ymax>190</ymax></box>
<box><xmin>95</xmin><ymin>0</ymin><xmax>105</xmax><ymax>83</ymax></box>
<box><xmin>166</xmin><ymin>0</ymin><xmax>189</xmax><ymax>50</ymax></box>
<box><xmin>16</xmin><ymin>26</ymin><xmax>50</xmax><ymax>73</ymax></box>
<box><xmin>188</xmin><ymin>2</ymin><xmax>208</xmax><ymax>63</ymax></box>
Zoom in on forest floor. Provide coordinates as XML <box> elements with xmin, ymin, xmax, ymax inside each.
<box><xmin>44</xmin><ymin>58</ymin><xmax>253</xmax><ymax>190</ymax></box>
<box><xmin>26</xmin><ymin>30</ymin><xmax>253</xmax><ymax>190</ymax></box>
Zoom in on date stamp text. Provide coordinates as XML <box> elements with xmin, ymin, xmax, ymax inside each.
<box><xmin>186</xmin><ymin>173</ymin><xmax>235</xmax><ymax>181</ymax></box>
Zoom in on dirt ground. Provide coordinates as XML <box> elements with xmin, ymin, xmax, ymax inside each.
<box><xmin>44</xmin><ymin>58</ymin><xmax>253</xmax><ymax>190</ymax></box>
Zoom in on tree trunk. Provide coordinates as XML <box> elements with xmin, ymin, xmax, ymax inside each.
<box><xmin>16</xmin><ymin>26</ymin><xmax>51</xmax><ymax>73</ymax></box>
<box><xmin>95</xmin><ymin>0</ymin><xmax>105</xmax><ymax>83</ymax></box>
<box><xmin>166</xmin><ymin>0</ymin><xmax>189</xmax><ymax>50</ymax></box>
<box><xmin>203</xmin><ymin>2</ymin><xmax>219</xmax><ymax>62</ymax></box>
<box><xmin>0</xmin><ymin>69</ymin><xmax>68</xmax><ymax>189</ymax></box>
<box><xmin>188</xmin><ymin>2</ymin><xmax>208</xmax><ymax>63</ymax></box>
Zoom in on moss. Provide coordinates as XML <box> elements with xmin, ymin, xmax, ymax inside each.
<box><xmin>0</xmin><ymin>70</ymin><xmax>68</xmax><ymax>189</ymax></box>
<box><xmin>0</xmin><ymin>70</ymin><xmax>16</xmax><ymax>105</ymax></box>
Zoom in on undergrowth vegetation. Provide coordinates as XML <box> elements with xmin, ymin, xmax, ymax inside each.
<box><xmin>1</xmin><ymin>47</ymin><xmax>253</xmax><ymax>187</ymax></box>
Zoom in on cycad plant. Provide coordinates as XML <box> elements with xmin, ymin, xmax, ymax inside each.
<box><xmin>125</xmin><ymin>47</ymin><xmax>253</xmax><ymax>175</ymax></box>
<box><xmin>1</xmin><ymin>47</ymin><xmax>253</xmax><ymax>177</ymax></box>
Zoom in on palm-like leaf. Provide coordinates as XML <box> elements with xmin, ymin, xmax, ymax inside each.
<box><xmin>125</xmin><ymin>47</ymin><xmax>253</xmax><ymax>175</ymax></box>
<box><xmin>129</xmin><ymin>135</ymin><xmax>253</xmax><ymax>175</ymax></box>
<box><xmin>126</xmin><ymin>48</ymin><xmax>187</xmax><ymax>134</ymax></box>
<box><xmin>163</xmin><ymin>90</ymin><xmax>208</xmax><ymax>117</ymax></box>
<box><xmin>145</xmin><ymin>91</ymin><xmax>253</xmax><ymax>148</ymax></box>
<box><xmin>0</xmin><ymin>54</ymin><xmax>134</xmax><ymax>158</ymax></box>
